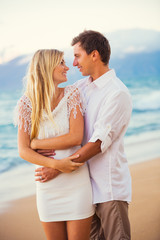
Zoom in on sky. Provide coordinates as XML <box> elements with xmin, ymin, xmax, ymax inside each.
<box><xmin>0</xmin><ymin>0</ymin><xmax>160</xmax><ymax>63</ymax></box>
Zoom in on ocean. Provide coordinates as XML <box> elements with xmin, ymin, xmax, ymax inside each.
<box><xmin>0</xmin><ymin>76</ymin><xmax>160</xmax><ymax>212</ymax></box>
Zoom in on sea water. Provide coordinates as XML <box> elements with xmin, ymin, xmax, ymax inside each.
<box><xmin>0</xmin><ymin>76</ymin><xmax>160</xmax><ymax>211</ymax></box>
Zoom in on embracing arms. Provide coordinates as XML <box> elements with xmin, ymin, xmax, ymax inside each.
<box><xmin>35</xmin><ymin>90</ymin><xmax>132</xmax><ymax>181</ymax></box>
<box><xmin>70</xmin><ymin>140</ymin><xmax>102</xmax><ymax>163</ymax></box>
<box><xmin>31</xmin><ymin>103</ymin><xmax>84</xmax><ymax>150</ymax></box>
<box><xmin>16</xmin><ymin>94</ymin><xmax>83</xmax><ymax>173</ymax></box>
<box><xmin>15</xmin><ymin>90</ymin><xmax>83</xmax><ymax>172</ymax></box>
<box><xmin>18</xmin><ymin>126</ymin><xmax>83</xmax><ymax>173</ymax></box>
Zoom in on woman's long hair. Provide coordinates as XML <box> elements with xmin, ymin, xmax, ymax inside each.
<box><xmin>25</xmin><ymin>49</ymin><xmax>63</xmax><ymax>139</ymax></box>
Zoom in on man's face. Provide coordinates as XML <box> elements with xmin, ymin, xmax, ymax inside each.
<box><xmin>73</xmin><ymin>42</ymin><xmax>93</xmax><ymax>76</ymax></box>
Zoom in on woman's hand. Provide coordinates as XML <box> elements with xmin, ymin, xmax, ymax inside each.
<box><xmin>30</xmin><ymin>138</ymin><xmax>38</xmax><ymax>150</ymax></box>
<box><xmin>55</xmin><ymin>154</ymin><xmax>84</xmax><ymax>173</ymax></box>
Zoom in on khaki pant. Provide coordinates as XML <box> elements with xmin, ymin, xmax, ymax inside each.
<box><xmin>90</xmin><ymin>201</ymin><xmax>131</xmax><ymax>240</ymax></box>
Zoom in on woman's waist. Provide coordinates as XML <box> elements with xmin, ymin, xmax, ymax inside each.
<box><xmin>53</xmin><ymin>145</ymin><xmax>81</xmax><ymax>159</ymax></box>
<box><xmin>36</xmin><ymin>163</ymin><xmax>91</xmax><ymax>190</ymax></box>
<box><xmin>35</xmin><ymin>145</ymin><xmax>82</xmax><ymax>170</ymax></box>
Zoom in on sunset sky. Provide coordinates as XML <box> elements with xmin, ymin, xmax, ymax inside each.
<box><xmin>0</xmin><ymin>0</ymin><xmax>159</xmax><ymax>63</ymax></box>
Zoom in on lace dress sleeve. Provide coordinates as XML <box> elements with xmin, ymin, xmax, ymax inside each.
<box><xmin>14</xmin><ymin>95</ymin><xmax>32</xmax><ymax>135</ymax></box>
<box><xmin>66</xmin><ymin>85</ymin><xmax>85</xmax><ymax>119</ymax></box>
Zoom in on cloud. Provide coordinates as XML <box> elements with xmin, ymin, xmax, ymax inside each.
<box><xmin>124</xmin><ymin>46</ymin><xmax>146</xmax><ymax>54</ymax></box>
<box><xmin>16</xmin><ymin>55</ymin><xmax>32</xmax><ymax>65</ymax></box>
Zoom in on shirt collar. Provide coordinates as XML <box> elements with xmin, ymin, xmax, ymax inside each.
<box><xmin>87</xmin><ymin>69</ymin><xmax>116</xmax><ymax>89</ymax></box>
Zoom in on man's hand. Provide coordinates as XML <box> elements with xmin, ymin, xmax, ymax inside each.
<box><xmin>35</xmin><ymin>167</ymin><xmax>60</xmax><ymax>182</ymax></box>
<box><xmin>55</xmin><ymin>154</ymin><xmax>84</xmax><ymax>173</ymax></box>
<box><xmin>36</xmin><ymin>149</ymin><xmax>56</xmax><ymax>158</ymax></box>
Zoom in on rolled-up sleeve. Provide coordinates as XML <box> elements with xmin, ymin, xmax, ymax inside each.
<box><xmin>89</xmin><ymin>90</ymin><xmax>132</xmax><ymax>153</ymax></box>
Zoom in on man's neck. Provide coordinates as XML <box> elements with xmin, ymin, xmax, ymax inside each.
<box><xmin>91</xmin><ymin>65</ymin><xmax>110</xmax><ymax>81</ymax></box>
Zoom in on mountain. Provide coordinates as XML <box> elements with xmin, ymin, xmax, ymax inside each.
<box><xmin>110</xmin><ymin>51</ymin><xmax>160</xmax><ymax>78</ymax></box>
<box><xmin>0</xmin><ymin>51</ymin><xmax>159</xmax><ymax>91</ymax></box>
<box><xmin>106</xmin><ymin>29</ymin><xmax>160</xmax><ymax>57</ymax></box>
<box><xmin>0</xmin><ymin>29</ymin><xmax>160</xmax><ymax>90</ymax></box>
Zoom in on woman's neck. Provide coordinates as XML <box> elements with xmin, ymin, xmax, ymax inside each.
<box><xmin>54</xmin><ymin>85</ymin><xmax>63</xmax><ymax>99</ymax></box>
<box><xmin>51</xmin><ymin>85</ymin><xmax>64</xmax><ymax>110</ymax></box>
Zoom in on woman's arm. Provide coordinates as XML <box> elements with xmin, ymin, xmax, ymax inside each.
<box><xmin>18</xmin><ymin>125</ymin><xmax>83</xmax><ymax>173</ymax></box>
<box><xmin>16</xmin><ymin>95</ymin><xmax>83</xmax><ymax>173</ymax></box>
<box><xmin>31</xmin><ymin>96</ymin><xmax>84</xmax><ymax>150</ymax></box>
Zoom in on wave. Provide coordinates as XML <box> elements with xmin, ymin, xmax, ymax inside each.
<box><xmin>0</xmin><ymin>123</ymin><xmax>16</xmax><ymax>133</ymax></box>
<box><xmin>132</xmin><ymin>90</ymin><xmax>160</xmax><ymax>111</ymax></box>
<box><xmin>126</xmin><ymin>124</ymin><xmax>160</xmax><ymax>136</ymax></box>
<box><xmin>133</xmin><ymin>108</ymin><xmax>160</xmax><ymax>113</ymax></box>
<box><xmin>0</xmin><ymin>164</ymin><xmax>35</xmax><ymax>211</ymax></box>
<box><xmin>124</xmin><ymin>130</ymin><xmax>160</xmax><ymax>164</ymax></box>
<box><xmin>0</xmin><ymin>155</ymin><xmax>30</xmax><ymax>174</ymax></box>
<box><xmin>0</xmin><ymin>158</ymin><xmax>20</xmax><ymax>173</ymax></box>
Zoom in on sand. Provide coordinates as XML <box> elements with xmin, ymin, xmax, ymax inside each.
<box><xmin>0</xmin><ymin>158</ymin><xmax>160</xmax><ymax>240</ymax></box>
<box><xmin>129</xmin><ymin>158</ymin><xmax>160</xmax><ymax>240</ymax></box>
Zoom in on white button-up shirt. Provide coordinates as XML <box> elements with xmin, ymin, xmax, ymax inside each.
<box><xmin>76</xmin><ymin>69</ymin><xmax>132</xmax><ymax>204</ymax></box>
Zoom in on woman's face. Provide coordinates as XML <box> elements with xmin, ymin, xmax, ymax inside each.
<box><xmin>53</xmin><ymin>59</ymin><xmax>69</xmax><ymax>85</ymax></box>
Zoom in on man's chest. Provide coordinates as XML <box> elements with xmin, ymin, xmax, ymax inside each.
<box><xmin>84</xmin><ymin>89</ymin><xmax>106</xmax><ymax>127</ymax></box>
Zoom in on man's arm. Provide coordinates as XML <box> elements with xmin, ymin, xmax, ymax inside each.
<box><xmin>36</xmin><ymin>140</ymin><xmax>101</xmax><ymax>182</ymax></box>
<box><xmin>60</xmin><ymin>91</ymin><xmax>132</xmax><ymax>165</ymax></box>
<box><xmin>35</xmin><ymin>167</ymin><xmax>61</xmax><ymax>182</ymax></box>
<box><xmin>71</xmin><ymin>140</ymin><xmax>102</xmax><ymax>163</ymax></box>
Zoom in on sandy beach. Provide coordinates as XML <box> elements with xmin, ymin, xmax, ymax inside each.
<box><xmin>0</xmin><ymin>158</ymin><xmax>160</xmax><ymax>240</ymax></box>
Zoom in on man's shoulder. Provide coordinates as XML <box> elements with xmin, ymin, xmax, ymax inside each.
<box><xmin>111</xmin><ymin>73</ymin><xmax>130</xmax><ymax>95</ymax></box>
<box><xmin>74</xmin><ymin>77</ymin><xmax>88</xmax><ymax>88</ymax></box>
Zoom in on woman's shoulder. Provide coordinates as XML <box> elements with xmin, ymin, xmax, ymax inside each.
<box><xmin>65</xmin><ymin>84</ymin><xmax>79</xmax><ymax>92</ymax></box>
<box><xmin>17</xmin><ymin>94</ymin><xmax>32</xmax><ymax>110</ymax></box>
<box><xmin>64</xmin><ymin>84</ymin><xmax>86</xmax><ymax>118</ymax></box>
<box><xmin>18</xmin><ymin>94</ymin><xmax>31</xmax><ymax>105</ymax></box>
<box><xmin>64</xmin><ymin>84</ymin><xmax>81</xmax><ymax>98</ymax></box>
<box><xmin>14</xmin><ymin>94</ymin><xmax>32</xmax><ymax>133</ymax></box>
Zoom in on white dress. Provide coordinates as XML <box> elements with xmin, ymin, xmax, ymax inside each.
<box><xmin>16</xmin><ymin>85</ymin><xmax>94</xmax><ymax>222</ymax></box>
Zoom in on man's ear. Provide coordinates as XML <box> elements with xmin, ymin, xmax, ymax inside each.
<box><xmin>91</xmin><ymin>50</ymin><xmax>99</xmax><ymax>62</ymax></box>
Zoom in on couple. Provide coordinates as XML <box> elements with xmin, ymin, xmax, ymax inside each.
<box><xmin>16</xmin><ymin>30</ymin><xmax>132</xmax><ymax>240</ymax></box>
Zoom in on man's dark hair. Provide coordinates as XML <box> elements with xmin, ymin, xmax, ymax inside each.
<box><xmin>71</xmin><ymin>30</ymin><xmax>111</xmax><ymax>65</ymax></box>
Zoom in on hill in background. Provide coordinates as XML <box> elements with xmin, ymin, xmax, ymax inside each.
<box><xmin>0</xmin><ymin>29</ymin><xmax>160</xmax><ymax>90</ymax></box>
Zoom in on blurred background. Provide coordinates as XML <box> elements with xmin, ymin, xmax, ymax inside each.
<box><xmin>0</xmin><ymin>0</ymin><xmax>160</xmax><ymax>210</ymax></box>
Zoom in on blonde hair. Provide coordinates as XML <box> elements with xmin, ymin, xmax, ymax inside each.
<box><xmin>25</xmin><ymin>49</ymin><xmax>64</xmax><ymax>139</ymax></box>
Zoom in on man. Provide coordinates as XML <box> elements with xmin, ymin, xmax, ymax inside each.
<box><xmin>36</xmin><ymin>30</ymin><xmax>132</xmax><ymax>240</ymax></box>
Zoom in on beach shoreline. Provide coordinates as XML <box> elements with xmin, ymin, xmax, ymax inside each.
<box><xmin>0</xmin><ymin>158</ymin><xmax>160</xmax><ymax>240</ymax></box>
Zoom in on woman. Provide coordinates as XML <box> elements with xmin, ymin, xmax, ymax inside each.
<box><xmin>15</xmin><ymin>49</ymin><xmax>94</xmax><ymax>240</ymax></box>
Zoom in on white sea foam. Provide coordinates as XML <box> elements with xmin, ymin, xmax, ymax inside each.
<box><xmin>132</xmin><ymin>89</ymin><xmax>160</xmax><ymax>110</ymax></box>
<box><xmin>0</xmin><ymin>164</ymin><xmax>35</xmax><ymax>212</ymax></box>
<box><xmin>125</xmin><ymin>130</ymin><xmax>160</xmax><ymax>164</ymax></box>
